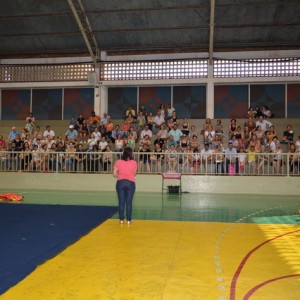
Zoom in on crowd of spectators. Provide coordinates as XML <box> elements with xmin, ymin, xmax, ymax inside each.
<box><xmin>0</xmin><ymin>104</ymin><xmax>299</xmax><ymax>175</ymax></box>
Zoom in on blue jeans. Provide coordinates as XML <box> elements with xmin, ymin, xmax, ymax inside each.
<box><xmin>116</xmin><ymin>179</ymin><xmax>136</xmax><ymax>221</ymax></box>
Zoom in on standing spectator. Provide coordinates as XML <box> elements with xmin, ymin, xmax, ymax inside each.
<box><xmin>25</xmin><ymin>112</ymin><xmax>36</xmax><ymax>124</ymax></box>
<box><xmin>113</xmin><ymin>147</ymin><xmax>137</xmax><ymax>225</ymax></box>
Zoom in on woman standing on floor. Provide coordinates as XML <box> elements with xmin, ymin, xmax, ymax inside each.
<box><xmin>113</xmin><ymin>147</ymin><xmax>137</xmax><ymax>225</ymax></box>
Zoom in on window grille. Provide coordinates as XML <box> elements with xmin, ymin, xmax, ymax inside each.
<box><xmin>100</xmin><ymin>59</ymin><xmax>208</xmax><ymax>81</ymax></box>
<box><xmin>0</xmin><ymin>64</ymin><xmax>95</xmax><ymax>82</ymax></box>
<box><xmin>214</xmin><ymin>58</ymin><xmax>300</xmax><ymax>78</ymax></box>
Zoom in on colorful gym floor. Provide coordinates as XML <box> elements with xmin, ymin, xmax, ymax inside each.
<box><xmin>1</xmin><ymin>189</ymin><xmax>300</xmax><ymax>300</ymax></box>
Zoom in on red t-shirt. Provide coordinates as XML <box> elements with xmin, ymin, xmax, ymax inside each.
<box><xmin>114</xmin><ymin>159</ymin><xmax>137</xmax><ymax>182</ymax></box>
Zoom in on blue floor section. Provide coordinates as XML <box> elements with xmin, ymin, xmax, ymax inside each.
<box><xmin>0</xmin><ymin>203</ymin><xmax>118</xmax><ymax>294</ymax></box>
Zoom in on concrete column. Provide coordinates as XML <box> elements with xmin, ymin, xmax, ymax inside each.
<box><xmin>206</xmin><ymin>64</ymin><xmax>214</xmax><ymax>119</ymax></box>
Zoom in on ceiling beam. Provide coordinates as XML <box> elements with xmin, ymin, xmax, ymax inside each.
<box><xmin>209</xmin><ymin>0</ymin><xmax>216</xmax><ymax>65</ymax></box>
<box><xmin>67</xmin><ymin>0</ymin><xmax>100</xmax><ymax>65</ymax></box>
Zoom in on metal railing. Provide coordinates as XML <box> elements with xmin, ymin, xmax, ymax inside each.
<box><xmin>0</xmin><ymin>151</ymin><xmax>299</xmax><ymax>176</ymax></box>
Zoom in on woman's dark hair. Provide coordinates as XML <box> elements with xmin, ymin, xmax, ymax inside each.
<box><xmin>122</xmin><ymin>147</ymin><xmax>134</xmax><ymax>161</ymax></box>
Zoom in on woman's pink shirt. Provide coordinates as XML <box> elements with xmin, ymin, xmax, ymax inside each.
<box><xmin>114</xmin><ymin>159</ymin><xmax>137</xmax><ymax>182</ymax></box>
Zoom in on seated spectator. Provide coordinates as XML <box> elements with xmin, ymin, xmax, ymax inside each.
<box><xmin>89</xmin><ymin>144</ymin><xmax>101</xmax><ymax>172</ymax></box>
<box><xmin>228</xmin><ymin>118</ymin><xmax>238</xmax><ymax>139</ymax></box>
<box><xmin>120</xmin><ymin>119</ymin><xmax>131</xmax><ymax>138</ymax></box>
<box><xmin>92</xmin><ymin>127</ymin><xmax>101</xmax><ymax>140</ymax></box>
<box><xmin>202</xmin><ymin>118</ymin><xmax>214</xmax><ymax>135</ymax></box>
<box><xmin>77</xmin><ymin>113</ymin><xmax>85</xmax><ymax>128</ymax></box>
<box><xmin>254</xmin><ymin>125</ymin><xmax>266</xmax><ymax>145</ymax></box>
<box><xmin>212</xmin><ymin>134</ymin><xmax>223</xmax><ymax>150</ymax></box>
<box><xmin>114</xmin><ymin>134</ymin><xmax>125</xmax><ymax>152</ymax></box>
<box><xmin>140</xmin><ymin>125</ymin><xmax>153</xmax><ymax>140</ymax></box>
<box><xmin>246</xmin><ymin>145</ymin><xmax>257</xmax><ymax>175</ymax></box>
<box><xmin>29</xmin><ymin>144</ymin><xmax>41</xmax><ymax>171</ymax></box>
<box><xmin>213</xmin><ymin>144</ymin><xmax>225</xmax><ymax>174</ymax></box>
<box><xmin>165</xmin><ymin>143</ymin><xmax>178</xmax><ymax>172</ymax></box>
<box><xmin>139</xmin><ymin>134</ymin><xmax>151</xmax><ymax>150</ymax></box>
<box><xmin>126</xmin><ymin>133</ymin><xmax>136</xmax><ymax>150</ymax></box>
<box><xmin>98</xmin><ymin>136</ymin><xmax>108</xmax><ymax>151</ymax></box>
<box><xmin>181</xmin><ymin>117</ymin><xmax>190</xmax><ymax>136</ymax></box>
<box><xmin>215</xmin><ymin>120</ymin><xmax>224</xmax><ymax>141</ymax></box>
<box><xmin>244</xmin><ymin>117</ymin><xmax>256</xmax><ymax>140</ymax></box>
<box><xmin>65</xmin><ymin>125</ymin><xmax>78</xmax><ymax>142</ymax></box>
<box><xmin>138</xmin><ymin>144</ymin><xmax>151</xmax><ymax>173</ymax></box>
<box><xmin>0</xmin><ymin>134</ymin><xmax>6</xmax><ymax>150</ymax></box>
<box><xmin>125</xmin><ymin>105</ymin><xmax>136</xmax><ymax>117</ymax></box>
<box><xmin>262</xmin><ymin>106</ymin><xmax>272</xmax><ymax>118</ymax></box>
<box><xmin>233</xmin><ymin>126</ymin><xmax>244</xmax><ymax>148</ymax></box>
<box><xmin>247</xmin><ymin>107</ymin><xmax>256</xmax><ymax>118</ymax></box>
<box><xmin>78</xmin><ymin>119</ymin><xmax>89</xmax><ymax>143</ymax></box>
<box><xmin>128</xmin><ymin>126</ymin><xmax>138</xmax><ymax>141</ymax></box>
<box><xmin>43</xmin><ymin>125</ymin><xmax>55</xmax><ymax>139</ymax></box>
<box><xmin>266</xmin><ymin>125</ymin><xmax>277</xmax><ymax>145</ymax></box>
<box><xmin>256</xmin><ymin>115</ymin><xmax>272</xmax><ymax>133</ymax></box>
<box><xmin>192</xmin><ymin>148</ymin><xmax>201</xmax><ymax>173</ymax></box>
<box><xmin>153</xmin><ymin>110</ymin><xmax>165</xmax><ymax>133</ymax></box>
<box><xmin>146</xmin><ymin>112</ymin><xmax>155</xmax><ymax>131</ymax></box>
<box><xmin>101</xmin><ymin>112</ymin><xmax>110</xmax><ymax>127</ymax></box>
<box><xmin>168</xmin><ymin>123</ymin><xmax>183</xmax><ymax>145</ymax></box>
<box><xmin>295</xmin><ymin>135</ymin><xmax>300</xmax><ymax>152</ymax></box>
<box><xmin>179</xmin><ymin>134</ymin><xmax>190</xmax><ymax>151</ymax></box>
<box><xmin>166</xmin><ymin>135</ymin><xmax>177</xmax><ymax>150</ymax></box>
<box><xmin>166</xmin><ymin>104</ymin><xmax>175</xmax><ymax>120</ymax></box>
<box><xmin>269</xmin><ymin>136</ymin><xmax>278</xmax><ymax>153</ymax></box>
<box><xmin>74</xmin><ymin>143</ymin><xmax>87</xmax><ymax>172</ymax></box>
<box><xmin>126</xmin><ymin>112</ymin><xmax>134</xmax><ymax>124</ymax></box>
<box><xmin>282</xmin><ymin>125</ymin><xmax>294</xmax><ymax>142</ymax></box>
<box><xmin>19</xmin><ymin>142</ymin><xmax>32</xmax><ymax>171</ymax></box>
<box><xmin>33</xmin><ymin>125</ymin><xmax>43</xmax><ymax>140</ymax></box>
<box><xmin>87</xmin><ymin>133</ymin><xmax>98</xmax><ymax>152</ymax></box>
<box><xmin>150</xmin><ymin>142</ymin><xmax>164</xmax><ymax>173</ymax></box>
<box><xmin>139</xmin><ymin>105</ymin><xmax>147</xmax><ymax>117</ymax></box>
<box><xmin>13</xmin><ymin>134</ymin><xmax>24</xmax><ymax>151</ymax></box>
<box><xmin>137</xmin><ymin>111</ymin><xmax>146</xmax><ymax>132</ymax></box>
<box><xmin>104</xmin><ymin>117</ymin><xmax>114</xmax><ymax>141</ymax></box>
<box><xmin>225</xmin><ymin>141</ymin><xmax>238</xmax><ymax>174</ymax></box>
<box><xmin>182</xmin><ymin>145</ymin><xmax>193</xmax><ymax>172</ymax></box>
<box><xmin>8</xmin><ymin>126</ymin><xmax>19</xmax><ymax>142</ymax></box>
<box><xmin>238</xmin><ymin>147</ymin><xmax>247</xmax><ymax>175</ymax></box>
<box><xmin>111</xmin><ymin>125</ymin><xmax>122</xmax><ymax>143</ymax></box>
<box><xmin>190</xmin><ymin>135</ymin><xmax>200</xmax><ymax>151</ymax></box>
<box><xmin>101</xmin><ymin>145</ymin><xmax>113</xmax><ymax>172</ymax></box>
<box><xmin>45</xmin><ymin>135</ymin><xmax>55</xmax><ymax>150</ymax></box>
<box><xmin>254</xmin><ymin>105</ymin><xmax>264</xmax><ymax>118</ymax></box>
<box><xmin>168</xmin><ymin>111</ymin><xmax>179</xmax><ymax>130</ymax></box>
<box><xmin>157</xmin><ymin>123</ymin><xmax>168</xmax><ymax>142</ymax></box>
<box><xmin>272</xmin><ymin>142</ymin><xmax>282</xmax><ymax>175</ymax></box>
<box><xmin>204</xmin><ymin>125</ymin><xmax>215</xmax><ymax>145</ymax></box>
<box><xmin>189</xmin><ymin>125</ymin><xmax>198</xmax><ymax>140</ymax></box>
<box><xmin>69</xmin><ymin>116</ymin><xmax>77</xmax><ymax>128</ymax></box>
<box><xmin>88</xmin><ymin>111</ymin><xmax>101</xmax><ymax>132</ymax></box>
<box><xmin>201</xmin><ymin>143</ymin><xmax>212</xmax><ymax>171</ymax></box>
<box><xmin>288</xmin><ymin>143</ymin><xmax>299</xmax><ymax>174</ymax></box>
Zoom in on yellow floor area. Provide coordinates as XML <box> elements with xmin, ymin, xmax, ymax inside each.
<box><xmin>1</xmin><ymin>220</ymin><xmax>300</xmax><ymax>300</ymax></box>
